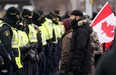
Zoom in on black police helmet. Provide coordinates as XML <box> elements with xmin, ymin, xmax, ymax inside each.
<box><xmin>46</xmin><ymin>14</ymin><xmax>53</xmax><ymax>20</ymax></box>
<box><xmin>70</xmin><ymin>10</ymin><xmax>83</xmax><ymax>17</ymax></box>
<box><xmin>32</xmin><ymin>11</ymin><xmax>41</xmax><ymax>20</ymax></box>
<box><xmin>22</xmin><ymin>9</ymin><xmax>32</xmax><ymax>18</ymax></box>
<box><xmin>6</xmin><ymin>7</ymin><xmax>20</xmax><ymax>16</ymax></box>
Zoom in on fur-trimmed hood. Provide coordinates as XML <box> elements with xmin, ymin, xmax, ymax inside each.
<box><xmin>77</xmin><ymin>19</ymin><xmax>92</xmax><ymax>26</ymax></box>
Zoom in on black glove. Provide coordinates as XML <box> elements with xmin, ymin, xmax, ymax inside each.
<box><xmin>25</xmin><ymin>43</ymin><xmax>36</xmax><ymax>50</ymax></box>
<box><xmin>25</xmin><ymin>49</ymin><xmax>36</xmax><ymax>62</ymax></box>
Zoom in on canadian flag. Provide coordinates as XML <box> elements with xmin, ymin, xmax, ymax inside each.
<box><xmin>91</xmin><ymin>2</ymin><xmax>116</xmax><ymax>43</ymax></box>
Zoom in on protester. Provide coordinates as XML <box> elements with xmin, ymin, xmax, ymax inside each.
<box><xmin>60</xmin><ymin>29</ymin><xmax>73</xmax><ymax>75</ymax></box>
<box><xmin>3</xmin><ymin>7</ymin><xmax>23</xmax><ymax>75</ymax></box>
<box><xmin>89</xmin><ymin>30</ymin><xmax>103</xmax><ymax>75</ymax></box>
<box><xmin>62</xmin><ymin>17</ymin><xmax>71</xmax><ymax>32</ymax></box>
<box><xmin>67</xmin><ymin>10</ymin><xmax>92</xmax><ymax>75</ymax></box>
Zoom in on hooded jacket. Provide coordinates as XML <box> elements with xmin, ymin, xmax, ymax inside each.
<box><xmin>68</xmin><ymin>19</ymin><xmax>92</xmax><ymax>75</ymax></box>
<box><xmin>61</xmin><ymin>29</ymin><xmax>73</xmax><ymax>70</ymax></box>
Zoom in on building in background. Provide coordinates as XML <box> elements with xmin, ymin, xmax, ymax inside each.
<box><xmin>0</xmin><ymin>0</ymin><xmax>116</xmax><ymax>18</ymax></box>
<box><xmin>34</xmin><ymin>0</ymin><xmax>116</xmax><ymax>16</ymax></box>
<box><xmin>0</xmin><ymin>0</ymin><xmax>32</xmax><ymax>18</ymax></box>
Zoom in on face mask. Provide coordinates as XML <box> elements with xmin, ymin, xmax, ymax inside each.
<box><xmin>8</xmin><ymin>15</ymin><xmax>19</xmax><ymax>28</ymax></box>
<box><xmin>33</xmin><ymin>20</ymin><xmax>42</xmax><ymax>26</ymax></box>
<box><xmin>11</xmin><ymin>15</ymin><xmax>20</xmax><ymax>23</ymax></box>
<box><xmin>40</xmin><ymin>17</ymin><xmax>46</xmax><ymax>24</ymax></box>
<box><xmin>52</xmin><ymin>20</ymin><xmax>58</xmax><ymax>25</ymax></box>
<box><xmin>25</xmin><ymin>18</ymin><xmax>32</xmax><ymax>24</ymax></box>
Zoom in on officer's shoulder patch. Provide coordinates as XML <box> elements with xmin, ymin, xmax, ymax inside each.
<box><xmin>4</xmin><ymin>30</ymin><xmax>10</xmax><ymax>36</ymax></box>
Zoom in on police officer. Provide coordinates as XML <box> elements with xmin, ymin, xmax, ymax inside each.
<box><xmin>3</xmin><ymin>7</ymin><xmax>23</xmax><ymax>75</ymax></box>
<box><xmin>21</xmin><ymin>9</ymin><xmax>42</xmax><ymax>75</ymax></box>
<box><xmin>0</xmin><ymin>18</ymin><xmax>15</xmax><ymax>75</ymax></box>
<box><xmin>36</xmin><ymin>11</ymin><xmax>58</xmax><ymax>75</ymax></box>
<box><xmin>32</xmin><ymin>11</ymin><xmax>47</xmax><ymax>75</ymax></box>
<box><xmin>15</xmin><ymin>17</ymin><xmax>31</xmax><ymax>75</ymax></box>
<box><xmin>46</xmin><ymin>13</ymin><xmax>63</xmax><ymax>74</ymax></box>
<box><xmin>54</xmin><ymin>10</ymin><xmax>62</xmax><ymax>22</ymax></box>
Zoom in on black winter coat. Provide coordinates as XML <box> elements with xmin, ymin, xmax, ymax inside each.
<box><xmin>95</xmin><ymin>40</ymin><xmax>116</xmax><ymax>75</ymax></box>
<box><xmin>68</xmin><ymin>22</ymin><xmax>92</xmax><ymax>75</ymax></box>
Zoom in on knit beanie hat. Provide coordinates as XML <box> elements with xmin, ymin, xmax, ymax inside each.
<box><xmin>70</xmin><ymin>10</ymin><xmax>83</xmax><ymax>17</ymax></box>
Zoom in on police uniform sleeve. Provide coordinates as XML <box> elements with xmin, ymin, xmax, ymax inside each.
<box><xmin>0</xmin><ymin>25</ymin><xmax>12</xmax><ymax>61</ymax></box>
<box><xmin>0</xmin><ymin>25</ymin><xmax>12</xmax><ymax>53</ymax></box>
<box><xmin>0</xmin><ymin>43</ymin><xmax>10</xmax><ymax>62</ymax></box>
<box><xmin>0</xmin><ymin>25</ymin><xmax>18</xmax><ymax>69</ymax></box>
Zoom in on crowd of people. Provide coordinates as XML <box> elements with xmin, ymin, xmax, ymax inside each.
<box><xmin>0</xmin><ymin>7</ymin><xmax>65</xmax><ymax>75</ymax></box>
<box><xmin>0</xmin><ymin>6</ymin><xmax>116</xmax><ymax>75</ymax></box>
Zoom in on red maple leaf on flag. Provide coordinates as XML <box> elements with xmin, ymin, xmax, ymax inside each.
<box><xmin>101</xmin><ymin>21</ymin><xmax>114</xmax><ymax>37</ymax></box>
